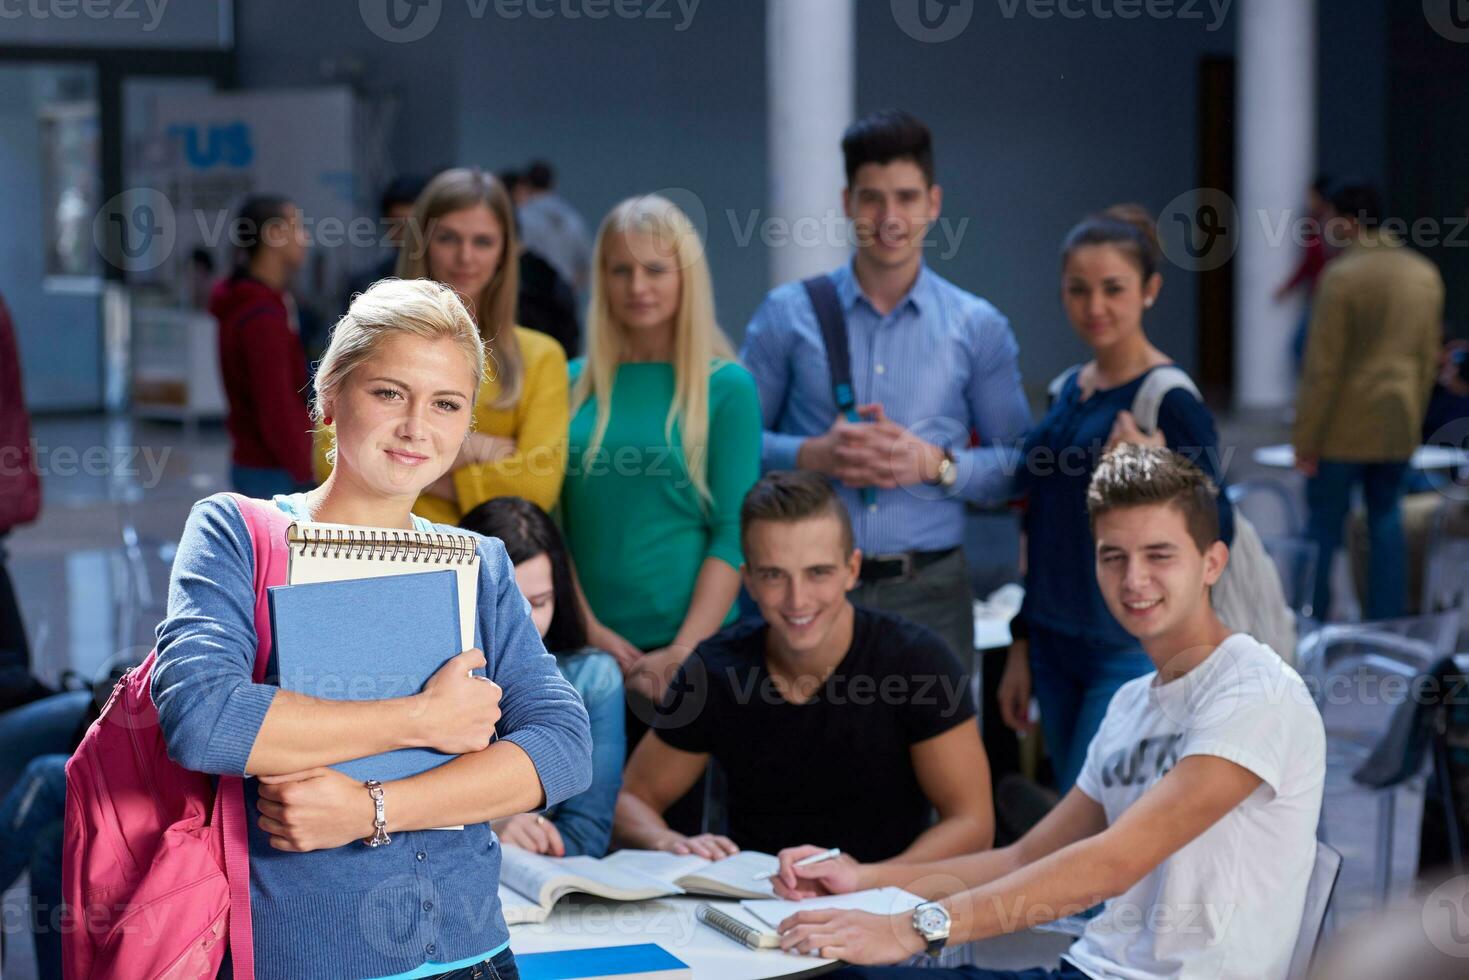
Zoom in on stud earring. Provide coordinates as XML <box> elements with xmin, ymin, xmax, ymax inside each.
<box><xmin>324</xmin><ymin>415</ymin><xmax>333</xmax><ymax>426</ymax></box>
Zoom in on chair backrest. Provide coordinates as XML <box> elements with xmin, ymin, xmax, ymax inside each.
<box><xmin>1421</xmin><ymin>537</ymin><xmax>1469</xmax><ymax>628</ymax></box>
<box><xmin>1286</xmin><ymin>840</ymin><xmax>1343</xmax><ymax>980</ymax></box>
<box><xmin>1296</xmin><ymin>623</ymin><xmax>1448</xmax><ymax>752</ymax></box>
<box><xmin>1227</xmin><ymin>479</ymin><xmax>1304</xmax><ymax>539</ymax></box>
<box><xmin>1298</xmin><ymin>625</ymin><xmax>1442</xmax><ymax>700</ymax></box>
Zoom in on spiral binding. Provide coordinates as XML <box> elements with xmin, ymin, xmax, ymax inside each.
<box><xmin>695</xmin><ymin>904</ymin><xmax>778</xmax><ymax>949</ymax></box>
<box><xmin>286</xmin><ymin>523</ymin><xmax>478</xmax><ymax>564</ymax></box>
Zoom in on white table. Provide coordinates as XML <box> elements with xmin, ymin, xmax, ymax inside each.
<box><xmin>1253</xmin><ymin>443</ymin><xmax>1469</xmax><ymax>470</ymax></box>
<box><xmin>508</xmin><ymin>896</ymin><xmax>1077</xmax><ymax>978</ymax></box>
<box><xmin>508</xmin><ymin>897</ymin><xmax>839</xmax><ymax>979</ymax></box>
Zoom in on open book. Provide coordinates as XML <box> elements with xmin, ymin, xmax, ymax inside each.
<box><xmin>498</xmin><ymin>847</ymin><xmax>778</xmax><ymax>925</ymax></box>
<box><xmin>601</xmin><ymin>849</ymin><xmax>778</xmax><ymax>900</ymax></box>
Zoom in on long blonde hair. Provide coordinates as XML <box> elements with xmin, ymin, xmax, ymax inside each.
<box><xmin>397</xmin><ymin>167</ymin><xmax>521</xmax><ymax>408</ymax></box>
<box><xmin>572</xmin><ymin>194</ymin><xmax>735</xmax><ymax>503</ymax></box>
<box><xmin>314</xmin><ymin>278</ymin><xmax>486</xmax><ymax>462</ymax></box>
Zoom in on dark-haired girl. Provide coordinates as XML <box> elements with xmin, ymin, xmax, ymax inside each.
<box><xmin>460</xmin><ymin>497</ymin><xmax>625</xmax><ymax>857</ymax></box>
<box><xmin>997</xmin><ymin>205</ymin><xmax>1233</xmax><ymax>792</ymax></box>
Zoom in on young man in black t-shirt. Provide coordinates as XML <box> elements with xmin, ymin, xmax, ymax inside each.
<box><xmin>612</xmin><ymin>471</ymin><xmax>994</xmax><ymax>863</ymax></box>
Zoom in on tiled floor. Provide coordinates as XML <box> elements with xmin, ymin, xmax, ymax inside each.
<box><xmin>0</xmin><ymin>411</ymin><xmax>1442</xmax><ymax>977</ymax></box>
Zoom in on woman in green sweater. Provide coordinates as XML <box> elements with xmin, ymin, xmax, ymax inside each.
<box><xmin>562</xmin><ymin>194</ymin><xmax>762</xmax><ymax>712</ymax></box>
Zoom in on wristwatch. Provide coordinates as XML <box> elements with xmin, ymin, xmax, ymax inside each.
<box><xmin>363</xmin><ymin>780</ymin><xmax>391</xmax><ymax>847</ymax></box>
<box><xmin>926</xmin><ymin>449</ymin><xmax>958</xmax><ymax>489</ymax></box>
<box><xmin>912</xmin><ymin>901</ymin><xmax>951</xmax><ymax>958</ymax></box>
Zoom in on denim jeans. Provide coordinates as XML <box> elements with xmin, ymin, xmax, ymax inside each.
<box><xmin>1306</xmin><ymin>460</ymin><xmax>1409</xmax><ymax>620</ymax></box>
<box><xmin>1029</xmin><ymin>624</ymin><xmax>1154</xmax><ymax>793</ymax></box>
<box><xmin>0</xmin><ymin>689</ymin><xmax>91</xmax><ymax>796</ymax></box>
<box><xmin>428</xmin><ymin>946</ymin><xmax>519</xmax><ymax>980</ymax></box>
<box><xmin>833</xmin><ymin>961</ymin><xmax>1089</xmax><ymax>979</ymax></box>
<box><xmin>0</xmin><ymin>753</ymin><xmax>67</xmax><ymax>977</ymax></box>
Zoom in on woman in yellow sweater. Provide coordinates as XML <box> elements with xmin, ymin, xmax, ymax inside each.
<box><xmin>316</xmin><ymin>168</ymin><xmax>567</xmax><ymax>523</ymax></box>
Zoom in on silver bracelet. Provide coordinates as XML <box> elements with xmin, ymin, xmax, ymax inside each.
<box><xmin>363</xmin><ymin>780</ymin><xmax>391</xmax><ymax>847</ymax></box>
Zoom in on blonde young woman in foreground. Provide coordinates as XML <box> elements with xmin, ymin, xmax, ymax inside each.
<box><xmin>154</xmin><ymin>278</ymin><xmax>590</xmax><ymax>980</ymax></box>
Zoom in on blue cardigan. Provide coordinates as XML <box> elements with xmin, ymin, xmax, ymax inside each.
<box><xmin>151</xmin><ymin>494</ymin><xmax>592</xmax><ymax>979</ymax></box>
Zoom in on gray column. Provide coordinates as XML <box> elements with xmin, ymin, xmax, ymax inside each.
<box><xmin>1235</xmin><ymin>0</ymin><xmax>1317</xmax><ymax>408</ymax></box>
<box><xmin>766</xmin><ymin>0</ymin><xmax>855</xmax><ymax>286</ymax></box>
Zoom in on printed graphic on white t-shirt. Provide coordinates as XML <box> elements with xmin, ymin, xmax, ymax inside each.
<box><xmin>1065</xmin><ymin>634</ymin><xmax>1325</xmax><ymax>980</ymax></box>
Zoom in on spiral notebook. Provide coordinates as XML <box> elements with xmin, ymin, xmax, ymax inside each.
<box><xmin>273</xmin><ymin>517</ymin><xmax>484</xmax><ymax>834</ymax></box>
<box><xmin>270</xmin><ymin>569</ymin><xmax>466</xmax><ymax>783</ymax></box>
<box><xmin>286</xmin><ymin>520</ymin><xmax>480</xmax><ymax>649</ymax></box>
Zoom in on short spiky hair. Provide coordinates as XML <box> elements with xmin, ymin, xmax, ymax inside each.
<box><xmin>740</xmin><ymin>471</ymin><xmax>854</xmax><ymax>558</ymax></box>
<box><xmin>841</xmin><ymin>109</ymin><xmax>934</xmax><ymax>187</ymax></box>
<box><xmin>1087</xmin><ymin>445</ymin><xmax>1220</xmax><ymax>553</ymax></box>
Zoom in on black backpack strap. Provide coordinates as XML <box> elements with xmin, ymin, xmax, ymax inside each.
<box><xmin>802</xmin><ymin>275</ymin><xmax>858</xmax><ymax>419</ymax></box>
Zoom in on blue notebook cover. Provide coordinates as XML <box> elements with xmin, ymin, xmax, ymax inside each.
<box><xmin>516</xmin><ymin>944</ymin><xmax>689</xmax><ymax>980</ymax></box>
<box><xmin>268</xmin><ymin>568</ymin><xmax>462</xmax><ymax>782</ymax></box>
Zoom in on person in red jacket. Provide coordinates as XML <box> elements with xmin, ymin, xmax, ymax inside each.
<box><xmin>0</xmin><ymin>290</ymin><xmax>46</xmax><ymax>710</ymax></box>
<box><xmin>212</xmin><ymin>194</ymin><xmax>314</xmax><ymax>497</ymax></box>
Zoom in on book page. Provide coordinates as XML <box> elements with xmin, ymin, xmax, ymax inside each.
<box><xmin>741</xmin><ymin>886</ymin><xmax>926</xmax><ymax>929</ymax></box>
<box><xmin>677</xmin><ymin>851</ymin><xmax>778</xmax><ymax>899</ymax></box>
<box><xmin>499</xmin><ymin>847</ymin><xmax>681</xmax><ymax>908</ymax></box>
<box><xmin>497</xmin><ymin>881</ymin><xmax>548</xmax><ymax>925</ymax></box>
<box><xmin>601</xmin><ymin>849</ymin><xmax>711</xmax><ymax>882</ymax></box>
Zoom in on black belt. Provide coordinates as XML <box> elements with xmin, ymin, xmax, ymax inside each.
<box><xmin>859</xmin><ymin>547</ymin><xmax>958</xmax><ymax>583</ymax></box>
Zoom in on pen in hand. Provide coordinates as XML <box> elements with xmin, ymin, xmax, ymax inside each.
<box><xmin>754</xmin><ymin>847</ymin><xmax>843</xmax><ymax>881</ymax></box>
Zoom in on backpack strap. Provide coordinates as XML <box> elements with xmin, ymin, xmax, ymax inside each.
<box><xmin>1047</xmin><ymin>365</ymin><xmax>1082</xmax><ymax>406</ymax></box>
<box><xmin>801</xmin><ymin>275</ymin><xmax>859</xmax><ymax>422</ymax></box>
<box><xmin>803</xmin><ymin>275</ymin><xmax>877</xmax><ymax>507</ymax></box>
<box><xmin>1130</xmin><ymin>365</ymin><xmax>1200</xmax><ymax>434</ymax></box>
<box><xmin>214</xmin><ymin>493</ymin><xmax>292</xmax><ymax>980</ymax></box>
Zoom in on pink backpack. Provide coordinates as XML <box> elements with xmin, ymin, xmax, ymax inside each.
<box><xmin>63</xmin><ymin>494</ymin><xmax>289</xmax><ymax>980</ymax></box>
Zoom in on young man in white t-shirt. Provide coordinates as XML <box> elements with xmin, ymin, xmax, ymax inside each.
<box><xmin>773</xmin><ymin>444</ymin><xmax>1326</xmax><ymax>980</ymax></box>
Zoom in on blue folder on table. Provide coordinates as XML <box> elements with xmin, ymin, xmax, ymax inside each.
<box><xmin>268</xmin><ymin>568</ymin><xmax>463</xmax><ymax>783</ymax></box>
<box><xmin>516</xmin><ymin>944</ymin><xmax>690</xmax><ymax>980</ymax></box>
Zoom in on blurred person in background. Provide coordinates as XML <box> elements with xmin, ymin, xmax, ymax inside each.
<box><xmin>343</xmin><ymin>174</ymin><xmax>428</xmax><ymax>308</ymax></box>
<box><xmin>1348</xmin><ymin>331</ymin><xmax>1469</xmax><ymax>613</ymax></box>
<box><xmin>0</xmin><ymin>290</ymin><xmax>45</xmax><ymax>710</ymax></box>
<box><xmin>503</xmin><ymin>168</ymin><xmax>582</xmax><ymax>357</ymax></box>
<box><xmin>1293</xmin><ymin>179</ymin><xmax>1445</xmax><ymax>621</ymax></box>
<box><xmin>560</xmin><ymin>194</ymin><xmax>762</xmax><ymax>714</ymax></box>
<box><xmin>515</xmin><ymin>159</ymin><xmax>592</xmax><ymax>293</ymax></box>
<box><xmin>213</xmin><ymin>194</ymin><xmax>316</xmax><ymax>499</ymax></box>
<box><xmin>1275</xmin><ymin>174</ymin><xmax>1337</xmax><ymax>374</ymax></box>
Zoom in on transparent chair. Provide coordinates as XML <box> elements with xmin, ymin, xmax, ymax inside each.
<box><xmin>1421</xmin><ymin>538</ymin><xmax>1469</xmax><ymax>648</ymax></box>
<box><xmin>1297</xmin><ymin>612</ymin><xmax>1460</xmax><ymax>907</ymax></box>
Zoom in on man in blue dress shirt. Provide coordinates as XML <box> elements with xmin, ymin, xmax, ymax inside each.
<box><xmin>741</xmin><ymin>109</ymin><xmax>1031</xmax><ymax>660</ymax></box>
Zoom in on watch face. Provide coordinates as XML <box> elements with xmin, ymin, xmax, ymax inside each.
<box><xmin>915</xmin><ymin>906</ymin><xmax>948</xmax><ymax>934</ymax></box>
